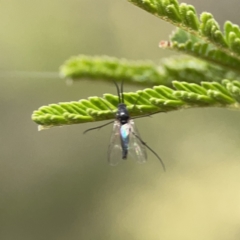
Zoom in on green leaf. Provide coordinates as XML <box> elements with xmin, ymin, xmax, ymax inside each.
<box><xmin>60</xmin><ymin>55</ymin><xmax>168</xmax><ymax>86</ymax></box>
<box><xmin>161</xmin><ymin>28</ymin><xmax>240</xmax><ymax>74</ymax></box>
<box><xmin>60</xmin><ymin>55</ymin><xmax>240</xmax><ymax>87</ymax></box>
<box><xmin>32</xmin><ymin>80</ymin><xmax>240</xmax><ymax>130</ymax></box>
<box><xmin>128</xmin><ymin>0</ymin><xmax>240</xmax><ymax>61</ymax></box>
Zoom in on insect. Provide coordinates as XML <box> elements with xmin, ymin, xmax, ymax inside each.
<box><xmin>84</xmin><ymin>80</ymin><xmax>166</xmax><ymax>171</ymax></box>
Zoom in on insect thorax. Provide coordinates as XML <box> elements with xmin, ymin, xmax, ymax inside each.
<box><xmin>116</xmin><ymin>103</ymin><xmax>130</xmax><ymax>125</ymax></box>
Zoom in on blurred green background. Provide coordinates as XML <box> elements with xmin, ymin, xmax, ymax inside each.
<box><xmin>1</xmin><ymin>0</ymin><xmax>240</xmax><ymax>239</ymax></box>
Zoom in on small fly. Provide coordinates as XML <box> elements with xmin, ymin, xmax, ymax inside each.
<box><xmin>84</xmin><ymin>80</ymin><xmax>166</xmax><ymax>171</ymax></box>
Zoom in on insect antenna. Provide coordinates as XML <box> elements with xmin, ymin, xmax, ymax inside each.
<box><xmin>132</xmin><ymin>132</ymin><xmax>166</xmax><ymax>172</ymax></box>
<box><xmin>112</xmin><ymin>79</ymin><xmax>121</xmax><ymax>104</ymax></box>
<box><xmin>120</xmin><ymin>79</ymin><xmax>124</xmax><ymax>103</ymax></box>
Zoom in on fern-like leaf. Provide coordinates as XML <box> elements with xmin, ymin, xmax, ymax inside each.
<box><xmin>160</xmin><ymin>28</ymin><xmax>240</xmax><ymax>74</ymax></box>
<box><xmin>60</xmin><ymin>55</ymin><xmax>166</xmax><ymax>86</ymax></box>
<box><xmin>128</xmin><ymin>0</ymin><xmax>240</xmax><ymax>62</ymax></box>
<box><xmin>32</xmin><ymin>80</ymin><xmax>240</xmax><ymax>130</ymax></box>
<box><xmin>60</xmin><ymin>55</ymin><xmax>240</xmax><ymax>87</ymax></box>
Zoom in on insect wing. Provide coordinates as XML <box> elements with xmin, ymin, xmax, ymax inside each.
<box><xmin>128</xmin><ymin>120</ymin><xmax>147</xmax><ymax>164</ymax></box>
<box><xmin>108</xmin><ymin>121</ymin><xmax>122</xmax><ymax>166</ymax></box>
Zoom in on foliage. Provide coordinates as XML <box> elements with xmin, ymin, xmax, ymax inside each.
<box><xmin>60</xmin><ymin>55</ymin><xmax>240</xmax><ymax>87</ymax></box>
<box><xmin>32</xmin><ymin>0</ymin><xmax>240</xmax><ymax>129</ymax></box>
<box><xmin>128</xmin><ymin>0</ymin><xmax>240</xmax><ymax>61</ymax></box>
<box><xmin>33</xmin><ymin>80</ymin><xmax>240</xmax><ymax>129</ymax></box>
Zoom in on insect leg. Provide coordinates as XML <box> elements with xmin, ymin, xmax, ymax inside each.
<box><xmin>132</xmin><ymin>110</ymin><xmax>165</xmax><ymax>120</ymax></box>
<box><xmin>83</xmin><ymin>96</ymin><xmax>117</xmax><ymax>135</ymax></box>
<box><xmin>83</xmin><ymin>120</ymin><xmax>114</xmax><ymax>134</ymax></box>
<box><xmin>132</xmin><ymin>132</ymin><xmax>166</xmax><ymax>172</ymax></box>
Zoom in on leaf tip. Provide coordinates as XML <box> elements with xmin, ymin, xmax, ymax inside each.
<box><xmin>38</xmin><ymin>125</ymin><xmax>52</xmax><ymax>131</ymax></box>
<box><xmin>159</xmin><ymin>40</ymin><xmax>172</xmax><ymax>48</ymax></box>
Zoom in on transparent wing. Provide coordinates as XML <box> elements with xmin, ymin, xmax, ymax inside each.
<box><xmin>128</xmin><ymin>120</ymin><xmax>147</xmax><ymax>164</ymax></box>
<box><xmin>108</xmin><ymin>121</ymin><xmax>122</xmax><ymax>166</ymax></box>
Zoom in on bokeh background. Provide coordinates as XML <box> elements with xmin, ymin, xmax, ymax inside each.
<box><xmin>1</xmin><ymin>0</ymin><xmax>240</xmax><ymax>239</ymax></box>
